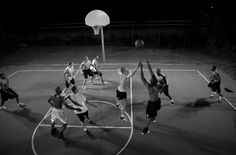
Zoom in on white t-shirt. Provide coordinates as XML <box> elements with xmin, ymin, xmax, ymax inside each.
<box><xmin>64</xmin><ymin>66</ymin><xmax>74</xmax><ymax>80</ymax></box>
<box><xmin>66</xmin><ymin>93</ymin><xmax>88</xmax><ymax>114</ymax></box>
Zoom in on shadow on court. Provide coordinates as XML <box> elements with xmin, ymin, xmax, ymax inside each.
<box><xmin>5</xmin><ymin>107</ymin><xmax>44</xmax><ymax>129</ymax></box>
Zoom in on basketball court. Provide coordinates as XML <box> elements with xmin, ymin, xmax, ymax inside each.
<box><xmin>0</xmin><ymin>10</ymin><xmax>236</xmax><ymax>155</ymax></box>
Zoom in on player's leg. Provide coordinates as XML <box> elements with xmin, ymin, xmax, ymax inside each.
<box><xmin>98</xmin><ymin>71</ymin><xmax>104</xmax><ymax>84</ymax></box>
<box><xmin>120</xmin><ymin>99</ymin><xmax>127</xmax><ymax>121</ymax></box>
<box><xmin>57</xmin><ymin>111</ymin><xmax>68</xmax><ymax>140</ymax></box>
<box><xmin>82</xmin><ymin>70</ymin><xmax>88</xmax><ymax>89</ymax></box>
<box><xmin>209</xmin><ymin>83</ymin><xmax>217</xmax><ymax>97</ymax></box>
<box><xmin>0</xmin><ymin>91</ymin><xmax>7</xmax><ymax>110</ymax></box>
<box><xmin>163</xmin><ymin>85</ymin><xmax>175</xmax><ymax>105</ymax></box>
<box><xmin>216</xmin><ymin>83</ymin><xmax>225</xmax><ymax>101</ymax></box>
<box><xmin>50</xmin><ymin>111</ymin><xmax>59</xmax><ymax>137</ymax></box>
<box><xmin>76</xmin><ymin>113</ymin><xmax>87</xmax><ymax>131</ymax></box>
<box><xmin>84</xmin><ymin>110</ymin><xmax>93</xmax><ymax>123</ymax></box>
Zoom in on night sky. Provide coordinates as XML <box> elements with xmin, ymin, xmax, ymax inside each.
<box><xmin>0</xmin><ymin>0</ymin><xmax>234</xmax><ymax>27</ymax></box>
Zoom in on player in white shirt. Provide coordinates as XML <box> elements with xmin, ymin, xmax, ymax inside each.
<box><xmin>79</xmin><ymin>56</ymin><xmax>94</xmax><ymax>89</ymax></box>
<box><xmin>64</xmin><ymin>62</ymin><xmax>76</xmax><ymax>91</ymax></box>
<box><xmin>65</xmin><ymin>86</ymin><xmax>92</xmax><ymax>132</ymax></box>
<box><xmin>89</xmin><ymin>56</ymin><xmax>104</xmax><ymax>84</ymax></box>
<box><xmin>116</xmin><ymin>63</ymin><xmax>140</xmax><ymax>121</ymax></box>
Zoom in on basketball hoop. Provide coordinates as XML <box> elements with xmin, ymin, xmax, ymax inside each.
<box><xmin>92</xmin><ymin>25</ymin><xmax>101</xmax><ymax>35</ymax></box>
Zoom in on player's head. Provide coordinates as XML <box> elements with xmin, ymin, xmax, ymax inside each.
<box><xmin>211</xmin><ymin>65</ymin><xmax>216</xmax><ymax>72</ymax></box>
<box><xmin>150</xmin><ymin>75</ymin><xmax>158</xmax><ymax>86</ymax></box>
<box><xmin>156</xmin><ymin>68</ymin><xmax>161</xmax><ymax>75</ymax></box>
<box><xmin>95</xmin><ymin>56</ymin><xmax>99</xmax><ymax>60</ymax></box>
<box><xmin>54</xmin><ymin>86</ymin><xmax>62</xmax><ymax>94</ymax></box>
<box><xmin>71</xmin><ymin>86</ymin><xmax>78</xmax><ymax>93</ymax></box>
<box><xmin>84</xmin><ymin>56</ymin><xmax>89</xmax><ymax>61</ymax></box>
<box><xmin>0</xmin><ymin>72</ymin><xmax>4</xmax><ymax>78</ymax></box>
<box><xmin>120</xmin><ymin>67</ymin><xmax>129</xmax><ymax>75</ymax></box>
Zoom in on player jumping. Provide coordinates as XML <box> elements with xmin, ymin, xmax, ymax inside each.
<box><xmin>140</xmin><ymin>61</ymin><xmax>161</xmax><ymax>135</ymax></box>
<box><xmin>79</xmin><ymin>56</ymin><xmax>94</xmax><ymax>89</ymax></box>
<box><xmin>48</xmin><ymin>86</ymin><xmax>80</xmax><ymax>140</ymax></box>
<box><xmin>156</xmin><ymin>68</ymin><xmax>175</xmax><ymax>105</ymax></box>
<box><xmin>65</xmin><ymin>86</ymin><xmax>93</xmax><ymax>132</ymax></box>
<box><xmin>89</xmin><ymin>56</ymin><xmax>104</xmax><ymax>85</ymax></box>
<box><xmin>208</xmin><ymin>65</ymin><xmax>225</xmax><ymax>101</ymax></box>
<box><xmin>116</xmin><ymin>63</ymin><xmax>140</xmax><ymax>121</ymax></box>
<box><xmin>0</xmin><ymin>72</ymin><xmax>25</xmax><ymax>110</ymax></box>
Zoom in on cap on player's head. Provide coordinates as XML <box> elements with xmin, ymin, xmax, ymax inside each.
<box><xmin>156</xmin><ymin>68</ymin><xmax>161</xmax><ymax>75</ymax></box>
<box><xmin>55</xmin><ymin>86</ymin><xmax>62</xmax><ymax>94</ymax></box>
<box><xmin>211</xmin><ymin>65</ymin><xmax>216</xmax><ymax>71</ymax></box>
<box><xmin>71</xmin><ymin>86</ymin><xmax>78</xmax><ymax>93</ymax></box>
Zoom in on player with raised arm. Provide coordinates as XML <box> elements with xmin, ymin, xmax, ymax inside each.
<box><xmin>116</xmin><ymin>63</ymin><xmax>140</xmax><ymax>121</ymax></box>
<box><xmin>79</xmin><ymin>56</ymin><xmax>94</xmax><ymax>89</ymax></box>
<box><xmin>208</xmin><ymin>65</ymin><xmax>225</xmax><ymax>101</ymax></box>
<box><xmin>89</xmin><ymin>56</ymin><xmax>104</xmax><ymax>84</ymax></box>
<box><xmin>156</xmin><ymin>68</ymin><xmax>175</xmax><ymax>105</ymax></box>
<box><xmin>65</xmin><ymin>86</ymin><xmax>93</xmax><ymax>132</ymax></box>
<box><xmin>0</xmin><ymin>73</ymin><xmax>25</xmax><ymax>110</ymax></box>
<box><xmin>48</xmin><ymin>86</ymin><xmax>81</xmax><ymax>140</ymax></box>
<box><xmin>140</xmin><ymin>61</ymin><xmax>161</xmax><ymax>135</ymax></box>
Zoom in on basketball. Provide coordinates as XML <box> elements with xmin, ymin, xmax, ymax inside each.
<box><xmin>135</xmin><ymin>39</ymin><xmax>144</xmax><ymax>48</ymax></box>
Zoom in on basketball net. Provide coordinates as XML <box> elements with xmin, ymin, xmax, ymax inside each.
<box><xmin>92</xmin><ymin>25</ymin><xmax>101</xmax><ymax>35</ymax></box>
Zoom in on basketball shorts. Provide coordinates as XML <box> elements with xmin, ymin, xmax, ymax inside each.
<box><xmin>146</xmin><ymin>99</ymin><xmax>161</xmax><ymax>118</ymax></box>
<box><xmin>0</xmin><ymin>88</ymin><xmax>18</xmax><ymax>102</ymax></box>
<box><xmin>83</xmin><ymin>69</ymin><xmax>94</xmax><ymax>79</ymax></box>
<box><xmin>51</xmin><ymin>108</ymin><xmax>68</xmax><ymax>124</ymax></box>
<box><xmin>76</xmin><ymin>111</ymin><xmax>89</xmax><ymax>122</ymax></box>
<box><xmin>116</xmin><ymin>89</ymin><xmax>127</xmax><ymax>100</ymax></box>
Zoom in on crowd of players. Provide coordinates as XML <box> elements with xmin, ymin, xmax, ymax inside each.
<box><xmin>0</xmin><ymin>56</ymin><xmax>226</xmax><ymax>139</ymax></box>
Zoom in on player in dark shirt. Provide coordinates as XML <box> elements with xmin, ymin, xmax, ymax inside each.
<box><xmin>208</xmin><ymin>65</ymin><xmax>225</xmax><ymax>101</ymax></box>
<box><xmin>0</xmin><ymin>73</ymin><xmax>25</xmax><ymax>110</ymax></box>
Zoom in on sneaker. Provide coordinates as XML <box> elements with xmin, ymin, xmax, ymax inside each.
<box><xmin>88</xmin><ymin>119</ymin><xmax>93</xmax><ymax>124</ymax></box>
<box><xmin>58</xmin><ymin>132</ymin><xmax>66</xmax><ymax>140</ymax></box>
<box><xmin>82</xmin><ymin>86</ymin><xmax>87</xmax><ymax>89</ymax></box>
<box><xmin>152</xmin><ymin>119</ymin><xmax>156</xmax><ymax>123</ymax></box>
<box><xmin>89</xmin><ymin>81</ymin><xmax>94</xmax><ymax>85</ymax></box>
<box><xmin>115</xmin><ymin>104</ymin><xmax>119</xmax><ymax>108</ymax></box>
<box><xmin>210</xmin><ymin>92</ymin><xmax>216</xmax><ymax>97</ymax></box>
<box><xmin>119</xmin><ymin>116</ymin><xmax>127</xmax><ymax>121</ymax></box>
<box><xmin>18</xmin><ymin>103</ymin><xmax>25</xmax><ymax>107</ymax></box>
<box><xmin>141</xmin><ymin>127</ymin><xmax>150</xmax><ymax>135</ymax></box>
<box><xmin>170</xmin><ymin>99</ymin><xmax>175</xmax><ymax>105</ymax></box>
<box><xmin>0</xmin><ymin>106</ymin><xmax>7</xmax><ymax>110</ymax></box>
<box><xmin>219</xmin><ymin>96</ymin><xmax>225</xmax><ymax>101</ymax></box>
<box><xmin>84</xmin><ymin>128</ymin><xmax>88</xmax><ymax>132</ymax></box>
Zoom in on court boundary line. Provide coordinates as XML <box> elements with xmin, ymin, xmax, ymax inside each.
<box><xmin>197</xmin><ymin>70</ymin><xmax>236</xmax><ymax>111</ymax></box>
<box><xmin>39</xmin><ymin>124</ymin><xmax>132</xmax><ymax>129</ymax></box>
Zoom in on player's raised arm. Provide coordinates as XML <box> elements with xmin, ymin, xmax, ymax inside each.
<box><xmin>140</xmin><ymin>62</ymin><xmax>149</xmax><ymax>88</ymax></box>
<box><xmin>147</xmin><ymin>60</ymin><xmax>155</xmax><ymax>77</ymax></box>
<box><xmin>127</xmin><ymin>63</ymin><xmax>140</xmax><ymax>78</ymax></box>
<box><xmin>79</xmin><ymin>62</ymin><xmax>84</xmax><ymax>74</ymax></box>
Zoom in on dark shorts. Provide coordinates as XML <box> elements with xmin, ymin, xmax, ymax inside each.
<box><xmin>146</xmin><ymin>99</ymin><xmax>161</xmax><ymax>118</ymax></box>
<box><xmin>76</xmin><ymin>111</ymin><xmax>89</xmax><ymax>122</ymax></box>
<box><xmin>93</xmin><ymin>71</ymin><xmax>102</xmax><ymax>76</ymax></box>
<box><xmin>116</xmin><ymin>89</ymin><xmax>127</xmax><ymax>100</ymax></box>
<box><xmin>0</xmin><ymin>88</ymin><xmax>18</xmax><ymax>102</ymax></box>
<box><xmin>65</xmin><ymin>78</ymin><xmax>75</xmax><ymax>88</ymax></box>
<box><xmin>83</xmin><ymin>69</ymin><xmax>94</xmax><ymax>79</ymax></box>
<box><xmin>208</xmin><ymin>82</ymin><xmax>221</xmax><ymax>93</ymax></box>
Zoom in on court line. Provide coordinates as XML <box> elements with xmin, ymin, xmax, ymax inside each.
<box><xmin>197</xmin><ymin>70</ymin><xmax>236</xmax><ymax>111</ymax></box>
<box><xmin>39</xmin><ymin>124</ymin><xmax>132</xmax><ymax>129</ymax></box>
<box><xmin>14</xmin><ymin>69</ymin><xmax>198</xmax><ymax>72</ymax></box>
<box><xmin>116</xmin><ymin>77</ymin><xmax>134</xmax><ymax>155</ymax></box>
<box><xmin>8</xmin><ymin>70</ymin><xmax>20</xmax><ymax>78</ymax></box>
<box><xmin>32</xmin><ymin>100</ymin><xmax>132</xmax><ymax>155</ymax></box>
<box><xmin>31</xmin><ymin>107</ymin><xmax>52</xmax><ymax>155</ymax></box>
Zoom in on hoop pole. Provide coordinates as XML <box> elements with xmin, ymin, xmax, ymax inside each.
<box><xmin>100</xmin><ymin>26</ymin><xmax>106</xmax><ymax>67</ymax></box>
